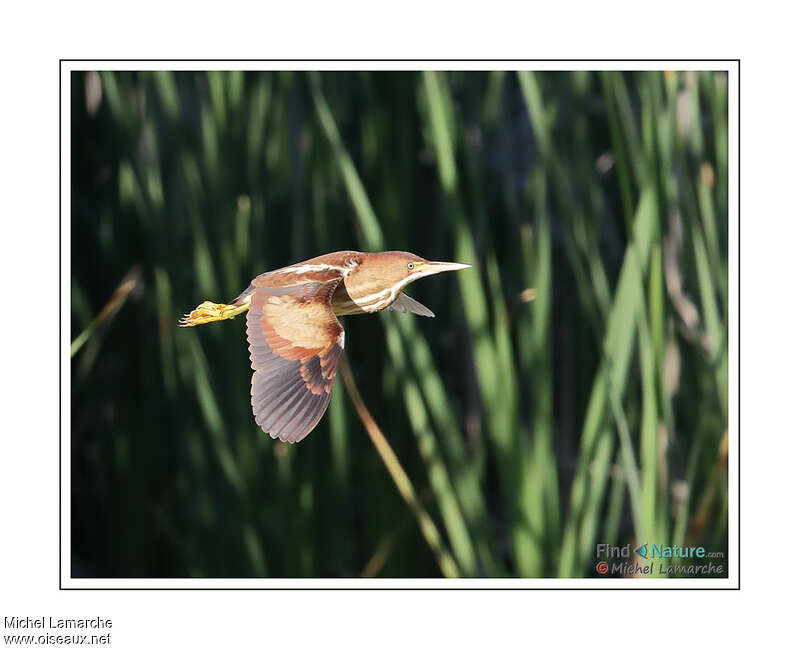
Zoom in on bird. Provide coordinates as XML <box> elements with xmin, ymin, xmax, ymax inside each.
<box><xmin>179</xmin><ymin>250</ymin><xmax>470</xmax><ymax>443</ymax></box>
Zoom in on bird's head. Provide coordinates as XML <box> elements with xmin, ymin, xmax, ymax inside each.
<box><xmin>341</xmin><ymin>251</ymin><xmax>469</xmax><ymax>310</ymax></box>
<box><xmin>360</xmin><ymin>251</ymin><xmax>469</xmax><ymax>287</ymax></box>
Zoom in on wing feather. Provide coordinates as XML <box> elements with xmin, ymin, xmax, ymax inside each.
<box><xmin>246</xmin><ymin>276</ymin><xmax>345</xmax><ymax>443</ymax></box>
<box><xmin>386</xmin><ymin>292</ymin><xmax>435</xmax><ymax>317</ymax></box>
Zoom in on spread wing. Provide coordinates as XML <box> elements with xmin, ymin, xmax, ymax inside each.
<box><xmin>386</xmin><ymin>292</ymin><xmax>435</xmax><ymax>317</ymax></box>
<box><xmin>246</xmin><ymin>277</ymin><xmax>344</xmax><ymax>443</ymax></box>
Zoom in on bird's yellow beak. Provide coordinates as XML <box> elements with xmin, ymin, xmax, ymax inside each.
<box><xmin>414</xmin><ymin>260</ymin><xmax>471</xmax><ymax>277</ymax></box>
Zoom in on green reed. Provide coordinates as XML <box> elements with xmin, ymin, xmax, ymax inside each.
<box><xmin>70</xmin><ymin>69</ymin><xmax>729</xmax><ymax>578</ymax></box>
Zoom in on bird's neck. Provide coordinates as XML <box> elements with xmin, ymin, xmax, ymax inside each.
<box><xmin>330</xmin><ymin>278</ymin><xmax>402</xmax><ymax>315</ymax></box>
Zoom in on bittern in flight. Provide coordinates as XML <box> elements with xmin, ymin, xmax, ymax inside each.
<box><xmin>179</xmin><ymin>251</ymin><xmax>469</xmax><ymax>443</ymax></box>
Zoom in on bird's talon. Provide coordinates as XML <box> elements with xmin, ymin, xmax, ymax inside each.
<box><xmin>177</xmin><ymin>300</ymin><xmax>250</xmax><ymax>327</ymax></box>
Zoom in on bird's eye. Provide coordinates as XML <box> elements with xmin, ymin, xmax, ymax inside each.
<box><xmin>407</xmin><ymin>262</ymin><xmax>414</xmax><ymax>270</ymax></box>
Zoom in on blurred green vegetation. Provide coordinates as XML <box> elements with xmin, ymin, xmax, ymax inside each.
<box><xmin>71</xmin><ymin>69</ymin><xmax>728</xmax><ymax>578</ymax></box>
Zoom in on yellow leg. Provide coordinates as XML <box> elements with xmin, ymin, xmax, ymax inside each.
<box><xmin>178</xmin><ymin>300</ymin><xmax>251</xmax><ymax>327</ymax></box>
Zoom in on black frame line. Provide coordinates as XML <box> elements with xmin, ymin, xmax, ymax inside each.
<box><xmin>60</xmin><ymin>58</ymin><xmax>740</xmax><ymax>591</ymax></box>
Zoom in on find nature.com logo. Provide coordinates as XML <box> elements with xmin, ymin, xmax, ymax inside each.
<box><xmin>594</xmin><ymin>543</ymin><xmax>725</xmax><ymax>576</ymax></box>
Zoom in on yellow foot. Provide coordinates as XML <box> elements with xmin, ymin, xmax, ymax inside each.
<box><xmin>178</xmin><ymin>300</ymin><xmax>249</xmax><ymax>327</ymax></box>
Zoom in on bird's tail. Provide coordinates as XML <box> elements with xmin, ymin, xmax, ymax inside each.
<box><xmin>178</xmin><ymin>298</ymin><xmax>251</xmax><ymax>327</ymax></box>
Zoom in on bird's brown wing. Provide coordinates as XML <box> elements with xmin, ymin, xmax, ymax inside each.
<box><xmin>246</xmin><ymin>277</ymin><xmax>344</xmax><ymax>443</ymax></box>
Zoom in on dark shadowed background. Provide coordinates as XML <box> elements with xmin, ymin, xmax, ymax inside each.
<box><xmin>70</xmin><ymin>70</ymin><xmax>728</xmax><ymax>578</ymax></box>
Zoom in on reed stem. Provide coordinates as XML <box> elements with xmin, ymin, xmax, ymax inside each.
<box><xmin>339</xmin><ymin>358</ymin><xmax>460</xmax><ymax>578</ymax></box>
